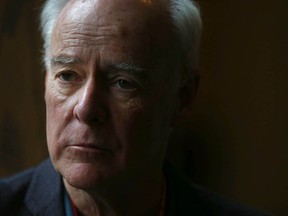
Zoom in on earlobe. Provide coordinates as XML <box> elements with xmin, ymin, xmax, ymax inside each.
<box><xmin>171</xmin><ymin>71</ymin><xmax>200</xmax><ymax>127</ymax></box>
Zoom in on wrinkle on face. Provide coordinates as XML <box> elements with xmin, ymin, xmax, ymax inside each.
<box><xmin>52</xmin><ymin>24</ymin><xmax>125</xmax><ymax>55</ymax></box>
<box><xmin>45</xmin><ymin>0</ymin><xmax>180</xmax><ymax>192</ymax></box>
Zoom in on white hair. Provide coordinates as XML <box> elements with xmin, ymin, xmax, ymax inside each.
<box><xmin>40</xmin><ymin>0</ymin><xmax>68</xmax><ymax>68</ymax></box>
<box><xmin>169</xmin><ymin>0</ymin><xmax>202</xmax><ymax>73</ymax></box>
<box><xmin>40</xmin><ymin>0</ymin><xmax>202</xmax><ymax>74</ymax></box>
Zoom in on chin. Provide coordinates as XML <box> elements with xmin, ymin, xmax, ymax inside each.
<box><xmin>58</xmin><ymin>160</ymin><xmax>122</xmax><ymax>190</ymax></box>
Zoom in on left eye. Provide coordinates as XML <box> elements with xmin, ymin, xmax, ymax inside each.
<box><xmin>57</xmin><ymin>72</ymin><xmax>79</xmax><ymax>82</ymax></box>
<box><xmin>114</xmin><ymin>79</ymin><xmax>137</xmax><ymax>90</ymax></box>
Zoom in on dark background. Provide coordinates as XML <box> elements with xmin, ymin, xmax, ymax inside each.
<box><xmin>0</xmin><ymin>0</ymin><xmax>287</xmax><ymax>215</ymax></box>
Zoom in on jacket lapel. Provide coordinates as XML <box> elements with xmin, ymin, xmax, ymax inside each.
<box><xmin>24</xmin><ymin>159</ymin><xmax>65</xmax><ymax>216</ymax></box>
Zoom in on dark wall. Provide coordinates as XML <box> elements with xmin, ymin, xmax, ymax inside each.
<box><xmin>0</xmin><ymin>0</ymin><xmax>47</xmax><ymax>175</ymax></box>
<box><xmin>0</xmin><ymin>0</ymin><xmax>287</xmax><ymax>215</ymax></box>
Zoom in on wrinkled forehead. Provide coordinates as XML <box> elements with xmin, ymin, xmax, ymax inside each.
<box><xmin>53</xmin><ymin>0</ymin><xmax>174</xmax><ymax>47</ymax></box>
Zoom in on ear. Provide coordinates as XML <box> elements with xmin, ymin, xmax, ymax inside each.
<box><xmin>171</xmin><ymin>70</ymin><xmax>200</xmax><ymax>127</ymax></box>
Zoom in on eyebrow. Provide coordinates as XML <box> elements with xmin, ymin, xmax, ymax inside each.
<box><xmin>50</xmin><ymin>57</ymin><xmax>147</xmax><ymax>77</ymax></box>
<box><xmin>111</xmin><ymin>62</ymin><xmax>147</xmax><ymax>74</ymax></box>
<box><xmin>50</xmin><ymin>56</ymin><xmax>82</xmax><ymax>66</ymax></box>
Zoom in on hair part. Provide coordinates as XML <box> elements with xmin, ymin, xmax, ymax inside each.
<box><xmin>40</xmin><ymin>0</ymin><xmax>202</xmax><ymax>77</ymax></box>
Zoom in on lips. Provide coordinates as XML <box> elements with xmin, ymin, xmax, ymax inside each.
<box><xmin>67</xmin><ymin>143</ymin><xmax>113</xmax><ymax>152</ymax></box>
<box><xmin>63</xmin><ymin>143</ymin><xmax>114</xmax><ymax>162</ymax></box>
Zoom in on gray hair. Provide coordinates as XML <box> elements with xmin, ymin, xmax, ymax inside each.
<box><xmin>40</xmin><ymin>0</ymin><xmax>202</xmax><ymax>74</ymax></box>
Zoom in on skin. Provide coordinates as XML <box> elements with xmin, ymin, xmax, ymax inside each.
<box><xmin>45</xmin><ymin>0</ymin><xmax>197</xmax><ymax>215</ymax></box>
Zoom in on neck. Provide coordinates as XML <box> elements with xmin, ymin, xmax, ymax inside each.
<box><xmin>64</xmin><ymin>166</ymin><xmax>165</xmax><ymax>216</ymax></box>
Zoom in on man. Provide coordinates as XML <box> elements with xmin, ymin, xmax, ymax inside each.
<box><xmin>0</xmin><ymin>0</ymin><xmax>271</xmax><ymax>215</ymax></box>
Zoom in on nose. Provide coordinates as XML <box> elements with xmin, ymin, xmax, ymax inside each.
<box><xmin>73</xmin><ymin>80</ymin><xmax>107</xmax><ymax>124</ymax></box>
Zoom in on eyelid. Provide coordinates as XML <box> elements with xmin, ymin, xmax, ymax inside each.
<box><xmin>111</xmin><ymin>74</ymin><xmax>142</xmax><ymax>87</ymax></box>
<box><xmin>55</xmin><ymin>70</ymin><xmax>82</xmax><ymax>82</ymax></box>
<box><xmin>113</xmin><ymin>78</ymin><xmax>137</xmax><ymax>89</ymax></box>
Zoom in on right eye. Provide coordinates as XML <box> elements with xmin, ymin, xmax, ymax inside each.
<box><xmin>56</xmin><ymin>71</ymin><xmax>80</xmax><ymax>82</ymax></box>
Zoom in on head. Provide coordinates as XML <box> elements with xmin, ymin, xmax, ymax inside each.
<box><xmin>41</xmin><ymin>0</ymin><xmax>201</xmax><ymax>190</ymax></box>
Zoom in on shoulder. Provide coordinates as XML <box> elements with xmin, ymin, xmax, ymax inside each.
<box><xmin>0</xmin><ymin>167</ymin><xmax>35</xmax><ymax>214</ymax></box>
<box><xmin>165</xmin><ymin>163</ymin><xmax>272</xmax><ymax>216</ymax></box>
<box><xmin>185</xmin><ymin>183</ymin><xmax>271</xmax><ymax>216</ymax></box>
<box><xmin>0</xmin><ymin>167</ymin><xmax>35</xmax><ymax>203</ymax></box>
<box><xmin>0</xmin><ymin>159</ymin><xmax>60</xmax><ymax>215</ymax></box>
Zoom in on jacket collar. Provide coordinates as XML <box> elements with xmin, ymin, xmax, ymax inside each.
<box><xmin>23</xmin><ymin>159</ymin><xmax>205</xmax><ymax>216</ymax></box>
<box><xmin>164</xmin><ymin>162</ymin><xmax>208</xmax><ymax>216</ymax></box>
<box><xmin>24</xmin><ymin>159</ymin><xmax>65</xmax><ymax>215</ymax></box>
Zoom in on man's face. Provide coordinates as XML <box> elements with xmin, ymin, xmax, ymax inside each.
<box><xmin>45</xmin><ymin>0</ymin><xmax>181</xmax><ymax>189</ymax></box>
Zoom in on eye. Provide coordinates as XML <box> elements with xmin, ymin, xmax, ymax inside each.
<box><xmin>56</xmin><ymin>71</ymin><xmax>80</xmax><ymax>82</ymax></box>
<box><xmin>113</xmin><ymin>79</ymin><xmax>137</xmax><ymax>90</ymax></box>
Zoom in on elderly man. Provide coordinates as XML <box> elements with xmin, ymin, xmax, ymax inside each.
<box><xmin>0</xmin><ymin>0</ymin><xmax>270</xmax><ymax>215</ymax></box>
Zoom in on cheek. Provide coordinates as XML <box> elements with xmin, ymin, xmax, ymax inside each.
<box><xmin>111</xmin><ymin>93</ymin><xmax>175</xmax><ymax>150</ymax></box>
<box><xmin>45</xmin><ymin>93</ymin><xmax>60</xmax><ymax>159</ymax></box>
<box><xmin>45</xmin><ymin>87</ymin><xmax>74</xmax><ymax>159</ymax></box>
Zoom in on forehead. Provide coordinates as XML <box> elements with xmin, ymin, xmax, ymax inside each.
<box><xmin>48</xmin><ymin>0</ymin><xmax>179</xmax><ymax>82</ymax></box>
<box><xmin>52</xmin><ymin>0</ymin><xmax>174</xmax><ymax>52</ymax></box>
<box><xmin>58</xmin><ymin>0</ymin><xmax>170</xmax><ymax>35</ymax></box>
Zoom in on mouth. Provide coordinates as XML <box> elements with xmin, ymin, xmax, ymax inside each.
<box><xmin>64</xmin><ymin>143</ymin><xmax>114</xmax><ymax>162</ymax></box>
<box><xmin>67</xmin><ymin>144</ymin><xmax>113</xmax><ymax>152</ymax></box>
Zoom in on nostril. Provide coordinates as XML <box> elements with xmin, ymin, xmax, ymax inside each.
<box><xmin>73</xmin><ymin>99</ymin><xmax>107</xmax><ymax>124</ymax></box>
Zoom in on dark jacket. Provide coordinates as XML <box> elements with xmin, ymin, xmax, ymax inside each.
<box><xmin>0</xmin><ymin>159</ymin><xmax>271</xmax><ymax>216</ymax></box>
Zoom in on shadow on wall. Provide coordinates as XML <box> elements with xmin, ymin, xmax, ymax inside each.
<box><xmin>168</xmin><ymin>112</ymin><xmax>234</xmax><ymax>192</ymax></box>
<box><xmin>0</xmin><ymin>0</ymin><xmax>47</xmax><ymax>176</ymax></box>
<box><xmin>0</xmin><ymin>0</ymin><xmax>28</xmax><ymax>37</ymax></box>
<box><xmin>0</xmin><ymin>113</ymin><xmax>24</xmax><ymax>176</ymax></box>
